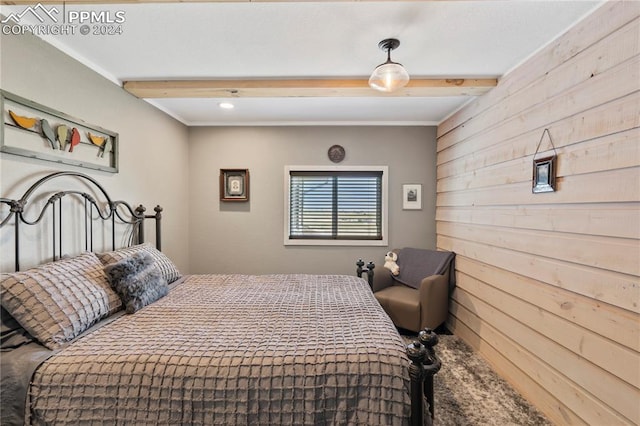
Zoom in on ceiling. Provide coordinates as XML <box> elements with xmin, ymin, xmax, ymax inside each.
<box><xmin>1</xmin><ymin>1</ymin><xmax>602</xmax><ymax>126</ymax></box>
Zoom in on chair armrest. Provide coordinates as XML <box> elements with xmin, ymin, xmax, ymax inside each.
<box><xmin>372</xmin><ymin>271</ymin><xmax>394</xmax><ymax>293</ymax></box>
<box><xmin>417</xmin><ymin>273</ymin><xmax>449</xmax><ymax>330</ymax></box>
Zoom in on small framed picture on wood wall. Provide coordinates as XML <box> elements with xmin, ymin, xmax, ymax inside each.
<box><xmin>532</xmin><ymin>156</ymin><xmax>556</xmax><ymax>193</ymax></box>
<box><xmin>220</xmin><ymin>169</ymin><xmax>249</xmax><ymax>201</ymax></box>
<box><xmin>402</xmin><ymin>184</ymin><xmax>422</xmax><ymax>210</ymax></box>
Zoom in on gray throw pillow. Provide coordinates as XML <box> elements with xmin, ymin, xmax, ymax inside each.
<box><xmin>97</xmin><ymin>243</ymin><xmax>181</xmax><ymax>284</ymax></box>
<box><xmin>104</xmin><ymin>252</ymin><xmax>168</xmax><ymax>314</ymax></box>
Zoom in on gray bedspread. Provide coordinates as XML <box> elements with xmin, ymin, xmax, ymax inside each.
<box><xmin>1</xmin><ymin>310</ymin><xmax>128</xmax><ymax>426</ymax></box>
<box><xmin>28</xmin><ymin>274</ymin><xmax>411</xmax><ymax>425</ymax></box>
<box><xmin>1</xmin><ymin>342</ymin><xmax>53</xmax><ymax>426</ymax></box>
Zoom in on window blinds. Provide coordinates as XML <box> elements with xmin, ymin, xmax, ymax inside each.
<box><xmin>289</xmin><ymin>170</ymin><xmax>383</xmax><ymax>240</ymax></box>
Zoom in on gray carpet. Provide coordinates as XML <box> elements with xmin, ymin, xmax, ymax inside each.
<box><xmin>403</xmin><ymin>333</ymin><xmax>553</xmax><ymax>426</ymax></box>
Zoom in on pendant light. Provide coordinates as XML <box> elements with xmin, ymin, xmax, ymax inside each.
<box><xmin>368</xmin><ymin>38</ymin><xmax>410</xmax><ymax>92</ymax></box>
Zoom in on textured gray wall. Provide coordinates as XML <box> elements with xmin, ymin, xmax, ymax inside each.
<box><xmin>188</xmin><ymin>126</ymin><xmax>437</xmax><ymax>275</ymax></box>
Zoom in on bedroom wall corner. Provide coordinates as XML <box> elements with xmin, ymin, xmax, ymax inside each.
<box><xmin>436</xmin><ymin>1</ymin><xmax>640</xmax><ymax>425</ymax></box>
<box><xmin>0</xmin><ymin>30</ymin><xmax>190</xmax><ymax>273</ymax></box>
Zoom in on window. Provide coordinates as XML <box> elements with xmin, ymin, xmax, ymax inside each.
<box><xmin>284</xmin><ymin>166</ymin><xmax>388</xmax><ymax>246</ymax></box>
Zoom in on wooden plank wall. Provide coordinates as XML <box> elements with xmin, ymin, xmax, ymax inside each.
<box><xmin>435</xmin><ymin>2</ymin><xmax>640</xmax><ymax>424</ymax></box>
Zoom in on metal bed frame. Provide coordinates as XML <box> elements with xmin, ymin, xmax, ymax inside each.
<box><xmin>0</xmin><ymin>171</ymin><xmax>161</xmax><ymax>272</ymax></box>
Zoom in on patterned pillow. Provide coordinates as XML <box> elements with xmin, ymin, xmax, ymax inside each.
<box><xmin>104</xmin><ymin>252</ymin><xmax>168</xmax><ymax>314</ymax></box>
<box><xmin>97</xmin><ymin>242</ymin><xmax>181</xmax><ymax>284</ymax></box>
<box><xmin>0</xmin><ymin>252</ymin><xmax>122</xmax><ymax>350</ymax></box>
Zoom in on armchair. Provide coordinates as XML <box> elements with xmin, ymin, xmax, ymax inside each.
<box><xmin>373</xmin><ymin>248</ymin><xmax>455</xmax><ymax>332</ymax></box>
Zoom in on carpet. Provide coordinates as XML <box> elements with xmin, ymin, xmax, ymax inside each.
<box><xmin>403</xmin><ymin>333</ymin><xmax>553</xmax><ymax>426</ymax></box>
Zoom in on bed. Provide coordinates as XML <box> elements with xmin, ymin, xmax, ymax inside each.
<box><xmin>1</xmin><ymin>171</ymin><xmax>438</xmax><ymax>426</ymax></box>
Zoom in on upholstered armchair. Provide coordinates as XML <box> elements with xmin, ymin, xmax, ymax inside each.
<box><xmin>373</xmin><ymin>248</ymin><xmax>456</xmax><ymax>332</ymax></box>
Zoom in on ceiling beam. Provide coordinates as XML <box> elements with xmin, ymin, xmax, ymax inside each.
<box><xmin>123</xmin><ymin>78</ymin><xmax>497</xmax><ymax>99</ymax></box>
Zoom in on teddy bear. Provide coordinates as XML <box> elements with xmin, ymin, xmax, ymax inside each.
<box><xmin>383</xmin><ymin>251</ymin><xmax>400</xmax><ymax>276</ymax></box>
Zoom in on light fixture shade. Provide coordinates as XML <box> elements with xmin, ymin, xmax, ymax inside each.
<box><xmin>368</xmin><ymin>61</ymin><xmax>410</xmax><ymax>92</ymax></box>
<box><xmin>369</xmin><ymin>38</ymin><xmax>410</xmax><ymax>92</ymax></box>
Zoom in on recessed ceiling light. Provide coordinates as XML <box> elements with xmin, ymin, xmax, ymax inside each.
<box><xmin>219</xmin><ymin>102</ymin><xmax>234</xmax><ymax>109</ymax></box>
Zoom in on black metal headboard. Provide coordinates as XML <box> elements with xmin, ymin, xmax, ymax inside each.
<box><xmin>0</xmin><ymin>171</ymin><xmax>162</xmax><ymax>271</ymax></box>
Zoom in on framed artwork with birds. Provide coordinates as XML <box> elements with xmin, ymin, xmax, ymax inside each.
<box><xmin>1</xmin><ymin>90</ymin><xmax>118</xmax><ymax>173</ymax></box>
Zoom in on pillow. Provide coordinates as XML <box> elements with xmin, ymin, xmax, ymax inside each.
<box><xmin>0</xmin><ymin>252</ymin><xmax>122</xmax><ymax>350</ymax></box>
<box><xmin>97</xmin><ymin>242</ymin><xmax>181</xmax><ymax>284</ymax></box>
<box><xmin>104</xmin><ymin>252</ymin><xmax>168</xmax><ymax>314</ymax></box>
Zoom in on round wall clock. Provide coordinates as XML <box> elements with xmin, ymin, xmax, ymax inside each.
<box><xmin>328</xmin><ymin>145</ymin><xmax>346</xmax><ymax>163</ymax></box>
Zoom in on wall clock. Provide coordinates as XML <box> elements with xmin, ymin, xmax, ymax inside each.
<box><xmin>328</xmin><ymin>145</ymin><xmax>345</xmax><ymax>163</ymax></box>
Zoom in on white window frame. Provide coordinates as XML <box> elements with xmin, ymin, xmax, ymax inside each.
<box><xmin>284</xmin><ymin>165</ymin><xmax>388</xmax><ymax>246</ymax></box>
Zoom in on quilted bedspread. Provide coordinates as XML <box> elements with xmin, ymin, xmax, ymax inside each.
<box><xmin>29</xmin><ymin>274</ymin><xmax>411</xmax><ymax>425</ymax></box>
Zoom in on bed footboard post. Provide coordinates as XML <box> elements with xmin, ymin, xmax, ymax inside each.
<box><xmin>418</xmin><ymin>328</ymin><xmax>442</xmax><ymax>421</ymax></box>
<box><xmin>407</xmin><ymin>340</ymin><xmax>427</xmax><ymax>426</ymax></box>
<box><xmin>365</xmin><ymin>261</ymin><xmax>374</xmax><ymax>287</ymax></box>
<box><xmin>355</xmin><ymin>259</ymin><xmax>375</xmax><ymax>289</ymax></box>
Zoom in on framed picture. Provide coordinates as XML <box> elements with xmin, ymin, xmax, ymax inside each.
<box><xmin>402</xmin><ymin>184</ymin><xmax>422</xmax><ymax>210</ymax></box>
<box><xmin>220</xmin><ymin>169</ymin><xmax>249</xmax><ymax>201</ymax></box>
<box><xmin>532</xmin><ymin>155</ymin><xmax>556</xmax><ymax>193</ymax></box>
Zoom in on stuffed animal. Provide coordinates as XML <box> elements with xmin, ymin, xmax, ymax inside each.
<box><xmin>383</xmin><ymin>251</ymin><xmax>400</xmax><ymax>276</ymax></box>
